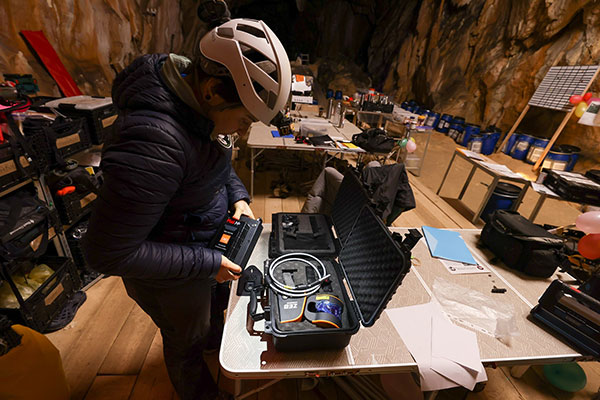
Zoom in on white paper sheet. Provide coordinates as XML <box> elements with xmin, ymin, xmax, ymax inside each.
<box><xmin>386</xmin><ymin>301</ymin><xmax>487</xmax><ymax>391</ymax></box>
<box><xmin>479</xmin><ymin>162</ymin><xmax>523</xmax><ymax>179</ymax></box>
<box><xmin>461</xmin><ymin>149</ymin><xmax>484</xmax><ymax>160</ymax></box>
<box><xmin>531</xmin><ymin>182</ymin><xmax>558</xmax><ymax>196</ymax></box>
<box><xmin>439</xmin><ymin>259</ymin><xmax>489</xmax><ymax>275</ymax></box>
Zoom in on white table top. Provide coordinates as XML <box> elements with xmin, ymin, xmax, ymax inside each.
<box><xmin>219</xmin><ymin>225</ymin><xmax>581</xmax><ymax>379</ymax></box>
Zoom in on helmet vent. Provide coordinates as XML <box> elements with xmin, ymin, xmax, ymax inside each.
<box><xmin>236</xmin><ymin>24</ymin><xmax>267</xmax><ymax>39</ymax></box>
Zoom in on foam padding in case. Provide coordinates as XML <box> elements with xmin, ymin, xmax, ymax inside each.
<box><xmin>339</xmin><ymin>205</ymin><xmax>410</xmax><ymax>327</ymax></box>
<box><xmin>331</xmin><ymin>171</ymin><xmax>370</xmax><ymax>246</ymax></box>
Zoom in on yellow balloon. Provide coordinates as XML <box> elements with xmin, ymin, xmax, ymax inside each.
<box><xmin>575</xmin><ymin>101</ymin><xmax>588</xmax><ymax>117</ymax></box>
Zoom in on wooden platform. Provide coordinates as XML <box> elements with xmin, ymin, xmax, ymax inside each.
<box><xmin>45</xmin><ymin>166</ymin><xmax>600</xmax><ymax>400</ymax></box>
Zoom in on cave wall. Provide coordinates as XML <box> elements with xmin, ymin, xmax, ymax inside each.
<box><xmin>373</xmin><ymin>0</ymin><xmax>600</xmax><ymax>169</ymax></box>
<box><xmin>0</xmin><ymin>0</ymin><xmax>185</xmax><ymax>97</ymax></box>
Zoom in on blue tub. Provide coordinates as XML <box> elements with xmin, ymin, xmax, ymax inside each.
<box><xmin>425</xmin><ymin>111</ymin><xmax>440</xmax><ymax>127</ymax></box>
<box><xmin>541</xmin><ymin>148</ymin><xmax>571</xmax><ymax>171</ymax></box>
<box><xmin>467</xmin><ymin>134</ymin><xmax>484</xmax><ymax>153</ymax></box>
<box><xmin>448</xmin><ymin>117</ymin><xmax>465</xmax><ymax>141</ymax></box>
<box><xmin>511</xmin><ymin>134</ymin><xmax>535</xmax><ymax>160</ymax></box>
<box><xmin>459</xmin><ymin>124</ymin><xmax>481</xmax><ymax>146</ymax></box>
<box><xmin>556</xmin><ymin>145</ymin><xmax>581</xmax><ymax>171</ymax></box>
<box><xmin>525</xmin><ymin>137</ymin><xmax>550</xmax><ymax>165</ymax></box>
<box><xmin>502</xmin><ymin>133</ymin><xmax>519</xmax><ymax>155</ymax></box>
<box><xmin>481</xmin><ymin>127</ymin><xmax>501</xmax><ymax>155</ymax></box>
<box><xmin>436</xmin><ymin>114</ymin><xmax>453</xmax><ymax>134</ymax></box>
<box><xmin>481</xmin><ymin>182</ymin><xmax>522</xmax><ymax>222</ymax></box>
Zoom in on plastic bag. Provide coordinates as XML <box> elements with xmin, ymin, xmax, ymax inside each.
<box><xmin>432</xmin><ymin>278</ymin><xmax>519</xmax><ymax>344</ymax></box>
<box><xmin>0</xmin><ymin>264</ymin><xmax>55</xmax><ymax>308</ymax></box>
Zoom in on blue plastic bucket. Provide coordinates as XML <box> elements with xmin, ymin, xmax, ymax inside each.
<box><xmin>401</xmin><ymin>101</ymin><xmax>409</xmax><ymax>110</ymax></box>
<box><xmin>511</xmin><ymin>134</ymin><xmax>535</xmax><ymax>160</ymax></box>
<box><xmin>481</xmin><ymin>182</ymin><xmax>522</xmax><ymax>222</ymax></box>
<box><xmin>448</xmin><ymin>116</ymin><xmax>465</xmax><ymax>141</ymax></box>
<box><xmin>525</xmin><ymin>137</ymin><xmax>550</xmax><ymax>165</ymax></box>
<box><xmin>481</xmin><ymin>127</ymin><xmax>501</xmax><ymax>155</ymax></box>
<box><xmin>541</xmin><ymin>147</ymin><xmax>571</xmax><ymax>171</ymax></box>
<box><xmin>502</xmin><ymin>133</ymin><xmax>519</xmax><ymax>155</ymax></box>
<box><xmin>326</xmin><ymin>89</ymin><xmax>334</xmax><ymax>99</ymax></box>
<box><xmin>425</xmin><ymin>111</ymin><xmax>440</xmax><ymax>127</ymax></box>
<box><xmin>556</xmin><ymin>145</ymin><xmax>581</xmax><ymax>171</ymax></box>
<box><xmin>459</xmin><ymin>124</ymin><xmax>481</xmax><ymax>146</ymax></box>
<box><xmin>467</xmin><ymin>134</ymin><xmax>484</xmax><ymax>153</ymax></box>
<box><xmin>436</xmin><ymin>114</ymin><xmax>453</xmax><ymax>133</ymax></box>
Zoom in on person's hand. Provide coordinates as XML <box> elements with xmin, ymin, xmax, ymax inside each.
<box><xmin>215</xmin><ymin>255</ymin><xmax>242</xmax><ymax>283</ymax></box>
<box><xmin>232</xmin><ymin>200</ymin><xmax>255</xmax><ymax>219</ymax></box>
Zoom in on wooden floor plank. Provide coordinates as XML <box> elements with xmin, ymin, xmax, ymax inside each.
<box><xmin>464</xmin><ymin>368</ymin><xmax>524</xmax><ymax>400</ymax></box>
<box><xmin>98</xmin><ymin>304</ymin><xmax>158</xmax><ymax>375</ymax></box>
<box><xmin>46</xmin><ymin>277</ymin><xmax>119</xmax><ymax>359</ymax></box>
<box><xmin>61</xmin><ymin>277</ymin><xmax>136</xmax><ymax>400</ymax></box>
<box><xmin>499</xmin><ymin>366</ymin><xmax>556</xmax><ymax>400</ymax></box>
<box><xmin>84</xmin><ymin>375</ymin><xmax>137</xmax><ymax>400</ymax></box>
<box><xmin>129</xmin><ymin>331</ymin><xmax>178</xmax><ymax>400</ymax></box>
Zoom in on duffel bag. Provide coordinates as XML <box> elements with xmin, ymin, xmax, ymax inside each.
<box><xmin>480</xmin><ymin>210</ymin><xmax>570</xmax><ymax>278</ymax></box>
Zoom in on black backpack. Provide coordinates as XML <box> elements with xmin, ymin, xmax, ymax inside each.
<box><xmin>352</xmin><ymin>128</ymin><xmax>396</xmax><ymax>153</ymax></box>
<box><xmin>480</xmin><ymin>210</ymin><xmax>571</xmax><ymax>278</ymax></box>
<box><xmin>0</xmin><ymin>190</ymin><xmax>54</xmax><ymax>261</ymax></box>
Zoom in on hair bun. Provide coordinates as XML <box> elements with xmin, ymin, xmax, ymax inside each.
<box><xmin>197</xmin><ymin>0</ymin><xmax>231</xmax><ymax>28</ymax></box>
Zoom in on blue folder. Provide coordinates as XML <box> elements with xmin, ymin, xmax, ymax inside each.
<box><xmin>422</xmin><ymin>226</ymin><xmax>477</xmax><ymax>265</ymax></box>
<box><xmin>271</xmin><ymin>130</ymin><xmax>294</xmax><ymax>138</ymax></box>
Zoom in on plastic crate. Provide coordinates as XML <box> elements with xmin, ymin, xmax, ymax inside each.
<box><xmin>0</xmin><ymin>256</ymin><xmax>81</xmax><ymax>332</ymax></box>
<box><xmin>45</xmin><ymin>96</ymin><xmax>117</xmax><ymax>144</ymax></box>
<box><xmin>22</xmin><ymin>116</ymin><xmax>91</xmax><ymax>171</ymax></box>
<box><xmin>54</xmin><ymin>188</ymin><xmax>97</xmax><ymax>225</ymax></box>
<box><xmin>0</xmin><ymin>139</ymin><xmax>35</xmax><ymax>192</ymax></box>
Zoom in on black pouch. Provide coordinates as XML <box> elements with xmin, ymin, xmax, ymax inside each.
<box><xmin>480</xmin><ymin>210</ymin><xmax>570</xmax><ymax>278</ymax></box>
<box><xmin>351</xmin><ymin>128</ymin><xmax>395</xmax><ymax>153</ymax></box>
<box><xmin>0</xmin><ymin>190</ymin><xmax>54</xmax><ymax>261</ymax></box>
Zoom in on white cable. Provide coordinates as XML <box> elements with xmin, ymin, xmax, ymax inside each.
<box><xmin>268</xmin><ymin>252</ymin><xmax>330</xmax><ymax>298</ymax></box>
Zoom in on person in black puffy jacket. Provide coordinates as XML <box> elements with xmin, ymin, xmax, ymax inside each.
<box><xmin>82</xmin><ymin>12</ymin><xmax>291</xmax><ymax>400</ymax></box>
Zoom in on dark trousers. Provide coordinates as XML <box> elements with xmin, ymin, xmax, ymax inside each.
<box><xmin>123</xmin><ymin>278</ymin><xmax>229</xmax><ymax>400</ymax></box>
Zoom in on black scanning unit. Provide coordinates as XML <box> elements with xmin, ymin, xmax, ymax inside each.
<box><xmin>530</xmin><ymin>279</ymin><xmax>600</xmax><ymax>358</ymax></box>
<box><xmin>210</xmin><ymin>215</ymin><xmax>263</xmax><ymax>271</ymax></box>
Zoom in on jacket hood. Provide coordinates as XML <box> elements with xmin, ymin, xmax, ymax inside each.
<box><xmin>111</xmin><ymin>54</ymin><xmax>213</xmax><ymax>138</ymax></box>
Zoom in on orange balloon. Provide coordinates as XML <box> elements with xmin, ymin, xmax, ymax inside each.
<box><xmin>570</xmin><ymin>95</ymin><xmax>583</xmax><ymax>104</ymax></box>
<box><xmin>578</xmin><ymin>233</ymin><xmax>600</xmax><ymax>260</ymax></box>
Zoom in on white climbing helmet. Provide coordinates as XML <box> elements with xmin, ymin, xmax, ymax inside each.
<box><xmin>199</xmin><ymin>18</ymin><xmax>292</xmax><ymax>125</ymax></box>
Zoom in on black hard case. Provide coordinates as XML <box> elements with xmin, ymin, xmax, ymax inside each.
<box><xmin>269</xmin><ymin>170</ymin><xmax>370</xmax><ymax>258</ymax></box>
<box><xmin>264</xmin><ymin>205</ymin><xmax>411</xmax><ymax>351</ymax></box>
<box><xmin>542</xmin><ymin>169</ymin><xmax>600</xmax><ymax>207</ymax></box>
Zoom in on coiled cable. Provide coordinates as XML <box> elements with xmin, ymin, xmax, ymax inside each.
<box><xmin>268</xmin><ymin>252</ymin><xmax>330</xmax><ymax>298</ymax></box>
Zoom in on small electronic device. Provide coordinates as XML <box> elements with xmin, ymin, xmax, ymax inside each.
<box><xmin>530</xmin><ymin>279</ymin><xmax>600</xmax><ymax>357</ymax></box>
<box><xmin>304</xmin><ymin>294</ymin><xmax>344</xmax><ymax>329</ymax></box>
<box><xmin>210</xmin><ymin>215</ymin><xmax>263</xmax><ymax>271</ymax></box>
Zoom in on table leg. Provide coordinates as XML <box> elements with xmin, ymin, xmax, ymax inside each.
<box><xmin>512</xmin><ymin>183</ymin><xmax>529</xmax><ymax>212</ymax></box>
<box><xmin>436</xmin><ymin>150</ymin><xmax>457</xmax><ymax>195</ymax></box>
<box><xmin>250</xmin><ymin>147</ymin><xmax>255</xmax><ymax>200</ymax></box>
<box><xmin>458</xmin><ymin>165</ymin><xmax>477</xmax><ymax>200</ymax></box>
<box><xmin>529</xmin><ymin>193</ymin><xmax>547</xmax><ymax>222</ymax></box>
<box><xmin>510</xmin><ymin>365</ymin><xmax>530</xmax><ymax>378</ymax></box>
<box><xmin>473</xmin><ymin>177</ymin><xmax>499</xmax><ymax>223</ymax></box>
<box><xmin>235</xmin><ymin>378</ymin><xmax>283</xmax><ymax>400</ymax></box>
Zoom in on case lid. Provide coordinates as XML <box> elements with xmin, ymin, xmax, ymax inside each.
<box><xmin>45</xmin><ymin>95</ymin><xmax>113</xmax><ymax>111</ymax></box>
<box><xmin>330</xmin><ymin>171</ymin><xmax>370</xmax><ymax>246</ymax></box>
<box><xmin>338</xmin><ymin>205</ymin><xmax>409</xmax><ymax>327</ymax></box>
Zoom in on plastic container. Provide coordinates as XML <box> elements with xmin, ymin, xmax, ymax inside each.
<box><xmin>447</xmin><ymin>116</ymin><xmax>465</xmax><ymax>141</ymax></box>
<box><xmin>525</xmin><ymin>137</ymin><xmax>550</xmax><ymax>164</ymax></box>
<box><xmin>436</xmin><ymin>114</ymin><xmax>453</xmax><ymax>134</ymax></box>
<box><xmin>334</xmin><ymin>90</ymin><xmax>343</xmax><ymax>100</ymax></box>
<box><xmin>326</xmin><ymin>89</ymin><xmax>334</xmax><ymax>99</ymax></box>
<box><xmin>501</xmin><ymin>133</ymin><xmax>518</xmax><ymax>155</ymax></box>
<box><xmin>481</xmin><ymin>127</ymin><xmax>501</xmax><ymax>155</ymax></box>
<box><xmin>510</xmin><ymin>134</ymin><xmax>535</xmax><ymax>160</ymax></box>
<box><xmin>467</xmin><ymin>134</ymin><xmax>484</xmax><ymax>153</ymax></box>
<box><xmin>425</xmin><ymin>111</ymin><xmax>440</xmax><ymax>128</ymax></box>
<box><xmin>458</xmin><ymin>123</ymin><xmax>481</xmax><ymax>146</ymax></box>
<box><xmin>481</xmin><ymin>182</ymin><xmax>522</xmax><ymax>222</ymax></box>
<box><xmin>556</xmin><ymin>144</ymin><xmax>581</xmax><ymax>171</ymax></box>
<box><xmin>541</xmin><ymin>147</ymin><xmax>571</xmax><ymax>171</ymax></box>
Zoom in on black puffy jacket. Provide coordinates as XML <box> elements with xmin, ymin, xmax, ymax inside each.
<box><xmin>82</xmin><ymin>54</ymin><xmax>250</xmax><ymax>285</ymax></box>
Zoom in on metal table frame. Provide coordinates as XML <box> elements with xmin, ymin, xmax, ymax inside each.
<box><xmin>437</xmin><ymin>149</ymin><xmax>530</xmax><ymax>224</ymax></box>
